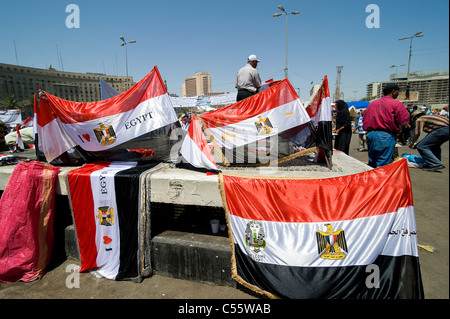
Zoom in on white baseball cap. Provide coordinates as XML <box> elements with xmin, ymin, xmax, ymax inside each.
<box><xmin>248</xmin><ymin>54</ymin><xmax>260</xmax><ymax>62</ymax></box>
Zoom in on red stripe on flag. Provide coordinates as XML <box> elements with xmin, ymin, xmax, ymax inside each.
<box><xmin>42</xmin><ymin>66</ymin><xmax>166</xmax><ymax>124</ymax></box>
<box><xmin>38</xmin><ymin>93</ymin><xmax>58</xmax><ymax>127</ymax></box>
<box><xmin>222</xmin><ymin>159</ymin><xmax>413</xmax><ymax>223</ymax></box>
<box><xmin>201</xmin><ymin>79</ymin><xmax>298</xmax><ymax>129</ymax></box>
<box><xmin>67</xmin><ymin>162</ymin><xmax>111</xmax><ymax>272</ymax></box>
<box><xmin>323</xmin><ymin>75</ymin><xmax>330</xmax><ymax>98</ymax></box>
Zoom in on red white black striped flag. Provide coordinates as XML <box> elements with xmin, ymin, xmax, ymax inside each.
<box><xmin>220</xmin><ymin>159</ymin><xmax>424</xmax><ymax>299</ymax></box>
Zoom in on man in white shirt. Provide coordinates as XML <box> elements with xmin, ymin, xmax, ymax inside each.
<box><xmin>235</xmin><ymin>54</ymin><xmax>262</xmax><ymax>101</ymax></box>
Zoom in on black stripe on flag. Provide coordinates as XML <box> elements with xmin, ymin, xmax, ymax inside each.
<box><xmin>114</xmin><ymin>163</ymin><xmax>159</xmax><ymax>281</ymax></box>
<box><xmin>234</xmin><ymin>244</ymin><xmax>424</xmax><ymax>299</ymax></box>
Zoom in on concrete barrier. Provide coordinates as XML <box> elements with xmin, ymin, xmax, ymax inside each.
<box><xmin>1</xmin><ymin>151</ymin><xmax>372</xmax><ymax>286</ymax></box>
<box><xmin>152</xmin><ymin>230</ymin><xmax>234</xmax><ymax>287</ymax></box>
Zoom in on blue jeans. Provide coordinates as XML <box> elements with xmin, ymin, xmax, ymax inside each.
<box><xmin>416</xmin><ymin>126</ymin><xmax>449</xmax><ymax>168</ymax></box>
<box><xmin>366</xmin><ymin>131</ymin><xmax>397</xmax><ymax>168</ymax></box>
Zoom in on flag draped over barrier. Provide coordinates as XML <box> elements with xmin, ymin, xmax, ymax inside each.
<box><xmin>219</xmin><ymin>159</ymin><xmax>424</xmax><ymax>299</ymax></box>
<box><xmin>37</xmin><ymin>66</ymin><xmax>178</xmax><ymax>163</ymax></box>
<box><xmin>200</xmin><ymin>79</ymin><xmax>311</xmax><ymax>151</ymax></box>
<box><xmin>0</xmin><ymin>161</ymin><xmax>60</xmax><ymax>283</ymax></box>
<box><xmin>179</xmin><ymin>77</ymin><xmax>332</xmax><ymax>170</ymax></box>
<box><xmin>67</xmin><ymin>161</ymin><xmax>167</xmax><ymax>281</ymax></box>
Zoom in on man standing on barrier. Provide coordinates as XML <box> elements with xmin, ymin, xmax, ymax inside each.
<box><xmin>235</xmin><ymin>54</ymin><xmax>262</xmax><ymax>102</ymax></box>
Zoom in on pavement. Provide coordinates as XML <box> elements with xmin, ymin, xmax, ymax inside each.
<box><xmin>0</xmin><ymin>134</ymin><xmax>448</xmax><ymax>301</ymax></box>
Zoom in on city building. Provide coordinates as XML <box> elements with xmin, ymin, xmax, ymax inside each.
<box><xmin>0</xmin><ymin>62</ymin><xmax>133</xmax><ymax>103</ymax></box>
<box><xmin>181</xmin><ymin>72</ymin><xmax>227</xmax><ymax>97</ymax></box>
<box><xmin>366</xmin><ymin>69</ymin><xmax>449</xmax><ymax>107</ymax></box>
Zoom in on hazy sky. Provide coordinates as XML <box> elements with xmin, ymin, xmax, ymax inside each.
<box><xmin>1</xmin><ymin>0</ymin><xmax>448</xmax><ymax>101</ymax></box>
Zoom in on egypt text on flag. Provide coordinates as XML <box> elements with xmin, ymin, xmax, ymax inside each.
<box><xmin>220</xmin><ymin>159</ymin><xmax>424</xmax><ymax>299</ymax></box>
<box><xmin>37</xmin><ymin>66</ymin><xmax>178</xmax><ymax>162</ymax></box>
<box><xmin>67</xmin><ymin>161</ymin><xmax>159</xmax><ymax>281</ymax></box>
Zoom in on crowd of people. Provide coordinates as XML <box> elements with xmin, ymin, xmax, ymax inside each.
<box><xmin>332</xmin><ymin>83</ymin><xmax>449</xmax><ymax>172</ymax></box>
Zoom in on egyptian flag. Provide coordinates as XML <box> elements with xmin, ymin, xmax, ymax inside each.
<box><xmin>179</xmin><ymin>114</ymin><xmax>217</xmax><ymax>170</ymax></box>
<box><xmin>37</xmin><ymin>66</ymin><xmax>178</xmax><ymax>163</ymax></box>
<box><xmin>20</xmin><ymin>117</ymin><xmax>33</xmax><ymax>128</ymax></box>
<box><xmin>200</xmin><ymin>79</ymin><xmax>311</xmax><ymax>153</ymax></box>
<box><xmin>14</xmin><ymin>124</ymin><xmax>24</xmax><ymax>151</ymax></box>
<box><xmin>220</xmin><ymin>159</ymin><xmax>424</xmax><ymax>299</ymax></box>
<box><xmin>67</xmin><ymin>161</ymin><xmax>157</xmax><ymax>281</ymax></box>
<box><xmin>305</xmin><ymin>76</ymin><xmax>333</xmax><ymax>164</ymax></box>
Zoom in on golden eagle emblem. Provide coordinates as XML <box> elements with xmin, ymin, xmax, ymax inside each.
<box><xmin>316</xmin><ymin>224</ymin><xmax>348</xmax><ymax>260</ymax></box>
<box><xmin>96</xmin><ymin>206</ymin><xmax>114</xmax><ymax>226</ymax></box>
<box><xmin>94</xmin><ymin>123</ymin><xmax>116</xmax><ymax>146</ymax></box>
<box><xmin>254</xmin><ymin>116</ymin><xmax>273</xmax><ymax>135</ymax></box>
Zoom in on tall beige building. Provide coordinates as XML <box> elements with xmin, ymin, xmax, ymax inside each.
<box><xmin>182</xmin><ymin>72</ymin><xmax>212</xmax><ymax>97</ymax></box>
<box><xmin>0</xmin><ymin>62</ymin><xmax>133</xmax><ymax>103</ymax></box>
<box><xmin>181</xmin><ymin>72</ymin><xmax>227</xmax><ymax>97</ymax></box>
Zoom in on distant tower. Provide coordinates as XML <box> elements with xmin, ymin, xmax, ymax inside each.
<box><xmin>334</xmin><ymin>66</ymin><xmax>343</xmax><ymax>101</ymax></box>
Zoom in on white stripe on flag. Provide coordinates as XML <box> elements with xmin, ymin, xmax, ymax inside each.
<box><xmin>90</xmin><ymin>162</ymin><xmax>137</xmax><ymax>279</ymax></box>
<box><xmin>319</xmin><ymin>96</ymin><xmax>332</xmax><ymax>122</ymax></box>
<box><xmin>230</xmin><ymin>206</ymin><xmax>418</xmax><ymax>268</ymax></box>
<box><xmin>61</xmin><ymin>94</ymin><xmax>178</xmax><ymax>151</ymax></box>
<box><xmin>209</xmin><ymin>99</ymin><xmax>310</xmax><ymax>149</ymax></box>
<box><xmin>180</xmin><ymin>134</ymin><xmax>217</xmax><ymax>170</ymax></box>
<box><xmin>39</xmin><ymin>118</ymin><xmax>77</xmax><ymax>162</ymax></box>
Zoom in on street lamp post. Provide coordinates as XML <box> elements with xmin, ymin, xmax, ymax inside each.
<box><xmin>389</xmin><ymin>64</ymin><xmax>406</xmax><ymax>80</ymax></box>
<box><xmin>120</xmin><ymin>36</ymin><xmax>136</xmax><ymax>90</ymax></box>
<box><xmin>273</xmin><ymin>5</ymin><xmax>299</xmax><ymax>79</ymax></box>
<box><xmin>399</xmin><ymin>31</ymin><xmax>424</xmax><ymax>99</ymax></box>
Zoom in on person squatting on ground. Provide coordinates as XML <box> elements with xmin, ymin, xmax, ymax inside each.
<box><xmin>363</xmin><ymin>83</ymin><xmax>410</xmax><ymax>168</ymax></box>
<box><xmin>409</xmin><ymin>110</ymin><xmax>449</xmax><ymax>172</ymax></box>
<box><xmin>235</xmin><ymin>55</ymin><xmax>262</xmax><ymax>102</ymax></box>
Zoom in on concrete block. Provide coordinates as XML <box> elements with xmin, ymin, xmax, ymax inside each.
<box><xmin>64</xmin><ymin>225</ymin><xmax>80</xmax><ymax>261</ymax></box>
<box><xmin>152</xmin><ymin>230</ymin><xmax>234</xmax><ymax>287</ymax></box>
<box><xmin>150</xmin><ymin>168</ymin><xmax>223</xmax><ymax>207</ymax></box>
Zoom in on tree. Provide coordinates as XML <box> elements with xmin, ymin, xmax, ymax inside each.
<box><xmin>0</xmin><ymin>94</ymin><xmax>18</xmax><ymax>110</ymax></box>
<box><xmin>19</xmin><ymin>95</ymin><xmax>35</xmax><ymax>118</ymax></box>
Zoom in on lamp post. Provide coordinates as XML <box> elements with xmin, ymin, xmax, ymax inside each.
<box><xmin>120</xmin><ymin>36</ymin><xmax>136</xmax><ymax>90</ymax></box>
<box><xmin>273</xmin><ymin>5</ymin><xmax>299</xmax><ymax>79</ymax></box>
<box><xmin>399</xmin><ymin>31</ymin><xmax>424</xmax><ymax>99</ymax></box>
<box><xmin>389</xmin><ymin>64</ymin><xmax>406</xmax><ymax>81</ymax></box>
